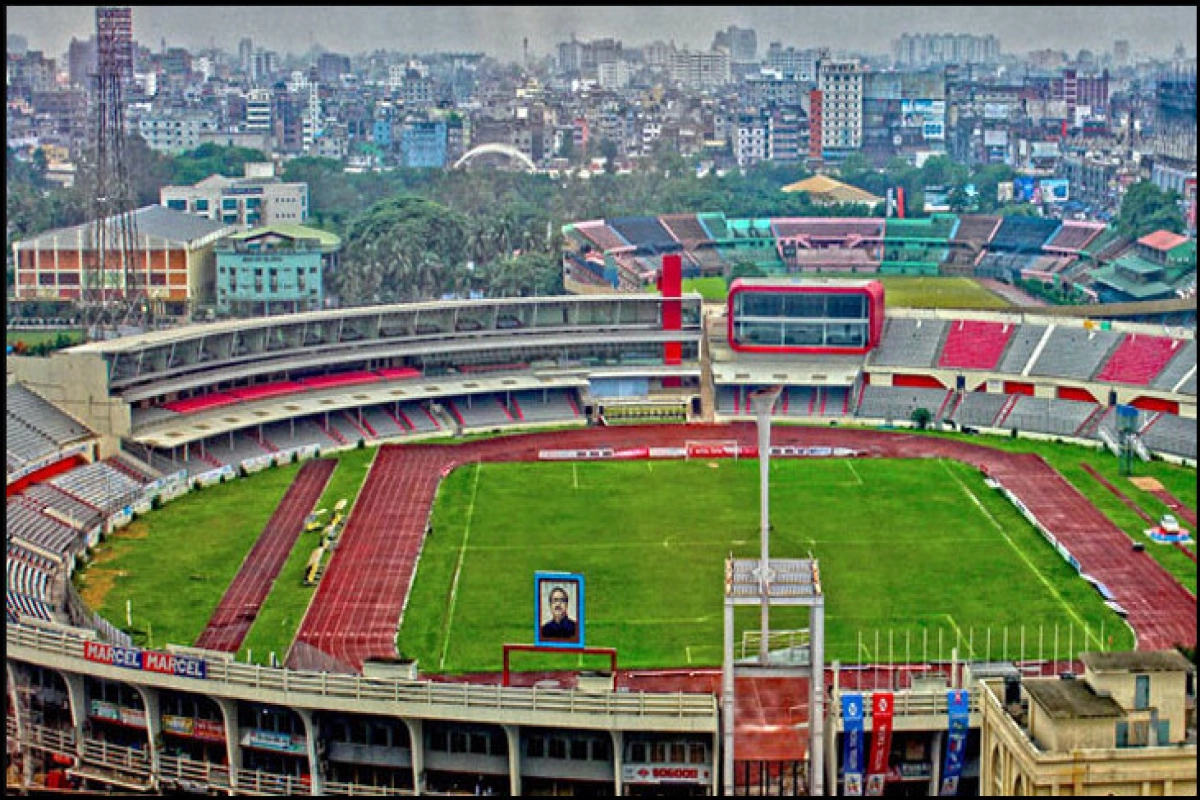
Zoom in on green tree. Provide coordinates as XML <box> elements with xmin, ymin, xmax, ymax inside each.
<box><xmin>169</xmin><ymin>143</ymin><xmax>270</xmax><ymax>185</ymax></box>
<box><xmin>598</xmin><ymin>138</ymin><xmax>619</xmax><ymax>174</ymax></box>
<box><xmin>969</xmin><ymin>163</ymin><xmax>1016</xmax><ymax>213</ymax></box>
<box><xmin>480</xmin><ymin>252</ymin><xmax>563</xmax><ymax>297</ymax></box>
<box><xmin>1117</xmin><ymin>181</ymin><xmax>1184</xmax><ymax>239</ymax></box>
<box><xmin>911</xmin><ymin>407</ymin><xmax>933</xmax><ymax>430</ymax></box>
<box><xmin>331</xmin><ymin>195</ymin><xmax>469</xmax><ymax>305</ymax></box>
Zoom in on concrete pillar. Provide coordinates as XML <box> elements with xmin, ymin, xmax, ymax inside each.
<box><xmin>721</xmin><ymin>596</ymin><xmax>736</xmax><ymax>796</ymax></box>
<box><xmin>294</xmin><ymin>707</ymin><xmax>323</xmax><ymax>795</ymax></box>
<box><xmin>213</xmin><ymin>696</ymin><xmax>241</xmax><ymax>790</ymax></box>
<box><xmin>59</xmin><ymin>671</ymin><xmax>89</xmax><ymax>761</ymax></box>
<box><xmin>928</xmin><ymin>729</ymin><xmax>943</xmax><ymax>796</ymax></box>
<box><xmin>826</xmin><ymin>662</ymin><xmax>839</xmax><ymax>796</ymax></box>
<box><xmin>503</xmin><ymin>724</ymin><xmax>521</xmax><ymax>796</ymax></box>
<box><xmin>134</xmin><ymin>685</ymin><xmax>162</xmax><ymax>787</ymax></box>
<box><xmin>809</xmin><ymin>600</ymin><xmax>825</xmax><ymax>796</ymax></box>
<box><xmin>402</xmin><ymin>718</ymin><xmax>424</xmax><ymax>794</ymax></box>
<box><xmin>7</xmin><ymin>663</ymin><xmax>32</xmax><ymax>789</ymax></box>
<box><xmin>610</xmin><ymin>729</ymin><xmax>623</xmax><ymax>796</ymax></box>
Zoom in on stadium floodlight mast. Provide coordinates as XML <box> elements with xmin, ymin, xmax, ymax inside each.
<box><xmin>749</xmin><ymin>385</ymin><xmax>783</xmax><ymax>664</ymax></box>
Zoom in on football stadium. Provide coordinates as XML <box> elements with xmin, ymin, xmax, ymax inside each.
<box><xmin>6</xmin><ymin>214</ymin><xmax>1198</xmax><ymax>796</ymax></box>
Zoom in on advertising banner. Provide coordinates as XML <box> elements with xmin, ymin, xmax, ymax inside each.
<box><xmin>842</xmin><ymin>693</ymin><xmax>865</xmax><ymax>796</ymax></box>
<box><xmin>939</xmin><ymin>689</ymin><xmax>970</xmax><ymax>795</ymax></box>
<box><xmin>865</xmin><ymin>692</ymin><xmax>894</xmax><ymax>796</ymax></box>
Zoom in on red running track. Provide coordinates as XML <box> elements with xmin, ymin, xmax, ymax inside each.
<box><xmin>194</xmin><ymin>458</ymin><xmax>336</xmax><ymax>653</ymax></box>
<box><xmin>286</xmin><ymin>425</ymin><xmax>1197</xmax><ymax>675</ymax></box>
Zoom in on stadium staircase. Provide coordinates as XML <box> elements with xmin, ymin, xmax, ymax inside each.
<box><xmin>318</xmin><ymin>420</ymin><xmax>347</xmax><ymax>446</ymax></box>
<box><xmin>1072</xmin><ymin>405</ymin><xmax>1107</xmax><ymax>439</ymax></box>
<box><xmin>496</xmin><ymin>395</ymin><xmax>515</xmax><ymax>422</ymax></box>
<box><xmin>993</xmin><ymin>395</ymin><xmax>1020</xmax><ymax>427</ymax></box>
<box><xmin>430</xmin><ymin>402</ymin><xmax>460</xmax><ymax>435</ymax></box>
<box><xmin>389</xmin><ymin>407</ymin><xmax>414</xmax><ymax>432</ymax></box>
<box><xmin>355</xmin><ymin>413</ymin><xmax>378</xmax><ymax>438</ymax></box>
<box><xmin>342</xmin><ymin>411</ymin><xmax>372</xmax><ymax>441</ymax></box>
<box><xmin>935</xmin><ymin>390</ymin><xmax>956</xmax><ymax>424</ymax></box>
<box><xmin>198</xmin><ymin>452</ymin><xmax>225</xmax><ymax>470</ymax></box>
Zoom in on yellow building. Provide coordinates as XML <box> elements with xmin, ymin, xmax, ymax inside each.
<box><xmin>979</xmin><ymin>650</ymin><xmax>1196</xmax><ymax>796</ymax></box>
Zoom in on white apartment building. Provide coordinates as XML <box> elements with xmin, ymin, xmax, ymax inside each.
<box><xmin>161</xmin><ymin>163</ymin><xmax>309</xmax><ymax>228</ymax></box>
<box><xmin>817</xmin><ymin>59</ymin><xmax>864</xmax><ymax>157</ymax></box>
<box><xmin>670</xmin><ymin>49</ymin><xmax>731</xmax><ymax>95</ymax></box>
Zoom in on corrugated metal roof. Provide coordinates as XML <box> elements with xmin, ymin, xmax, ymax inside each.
<box><xmin>13</xmin><ymin>205</ymin><xmax>237</xmax><ymax>250</ymax></box>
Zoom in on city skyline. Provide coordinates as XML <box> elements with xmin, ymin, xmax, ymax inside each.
<box><xmin>7</xmin><ymin>5</ymin><xmax>1197</xmax><ymax>65</ymax></box>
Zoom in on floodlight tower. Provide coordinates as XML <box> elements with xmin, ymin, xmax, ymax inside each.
<box><xmin>84</xmin><ymin>6</ymin><xmax>142</xmax><ymax>339</ymax></box>
<box><xmin>721</xmin><ymin>385</ymin><xmax>825</xmax><ymax>796</ymax></box>
<box><xmin>750</xmin><ymin>385</ymin><xmax>783</xmax><ymax>662</ymax></box>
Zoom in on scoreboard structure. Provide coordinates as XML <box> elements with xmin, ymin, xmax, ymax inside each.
<box><xmin>726</xmin><ymin>277</ymin><xmax>885</xmax><ymax>356</ymax></box>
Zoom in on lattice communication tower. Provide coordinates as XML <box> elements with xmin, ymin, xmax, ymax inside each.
<box><xmin>84</xmin><ymin>6</ymin><xmax>144</xmax><ymax>338</ymax></box>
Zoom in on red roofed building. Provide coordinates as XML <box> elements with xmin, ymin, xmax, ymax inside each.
<box><xmin>1137</xmin><ymin>229</ymin><xmax>1188</xmax><ymax>254</ymax></box>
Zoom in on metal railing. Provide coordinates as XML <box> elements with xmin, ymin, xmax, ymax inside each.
<box><xmin>829</xmin><ymin>688</ymin><xmax>982</xmax><ymax>723</ymax></box>
<box><xmin>7</xmin><ymin>621</ymin><xmax>717</xmax><ymax>722</ymax></box>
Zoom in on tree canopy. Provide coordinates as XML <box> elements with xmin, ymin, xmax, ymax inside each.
<box><xmin>1117</xmin><ymin>181</ymin><xmax>1185</xmax><ymax>240</ymax></box>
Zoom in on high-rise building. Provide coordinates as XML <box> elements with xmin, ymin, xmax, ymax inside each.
<box><xmin>894</xmin><ymin>33</ymin><xmax>1000</xmax><ymax>68</ymax></box>
<box><xmin>816</xmin><ymin>59</ymin><xmax>864</xmax><ymax>160</ymax></box>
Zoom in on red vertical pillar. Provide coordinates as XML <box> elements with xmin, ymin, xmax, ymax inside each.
<box><xmin>896</xmin><ymin>186</ymin><xmax>906</xmax><ymax>219</ymax></box>
<box><xmin>661</xmin><ymin>254</ymin><xmax>682</xmax><ymax>385</ymax></box>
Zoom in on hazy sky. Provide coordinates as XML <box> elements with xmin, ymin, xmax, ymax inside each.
<box><xmin>7</xmin><ymin>6</ymin><xmax>1197</xmax><ymax>64</ymax></box>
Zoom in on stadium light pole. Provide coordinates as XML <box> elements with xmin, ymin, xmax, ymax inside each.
<box><xmin>749</xmin><ymin>386</ymin><xmax>782</xmax><ymax>664</ymax></box>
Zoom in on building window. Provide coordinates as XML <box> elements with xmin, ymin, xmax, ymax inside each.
<box><xmin>547</xmin><ymin>737</ymin><xmax>567</xmax><ymax>759</ymax></box>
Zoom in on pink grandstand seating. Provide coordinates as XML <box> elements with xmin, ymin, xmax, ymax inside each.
<box><xmin>298</xmin><ymin>371</ymin><xmax>381</xmax><ymax>390</ymax></box>
<box><xmin>376</xmin><ymin>367</ymin><xmax>422</xmax><ymax>380</ymax></box>
<box><xmin>227</xmin><ymin>381</ymin><xmax>306</xmax><ymax>402</ymax></box>
<box><xmin>163</xmin><ymin>392</ymin><xmax>239</xmax><ymax>413</ymax></box>
<box><xmin>938</xmin><ymin>320</ymin><xmax>1014</xmax><ymax>370</ymax></box>
<box><xmin>1095</xmin><ymin>335</ymin><xmax>1182</xmax><ymax>386</ymax></box>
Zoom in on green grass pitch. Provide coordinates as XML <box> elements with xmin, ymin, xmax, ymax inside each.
<box><xmin>397</xmin><ymin>457</ymin><xmax>1134</xmax><ymax>673</ymax></box>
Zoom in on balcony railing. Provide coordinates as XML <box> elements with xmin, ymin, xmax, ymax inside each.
<box><xmin>8</xmin><ymin>621</ymin><xmax>718</xmax><ymax>723</ymax></box>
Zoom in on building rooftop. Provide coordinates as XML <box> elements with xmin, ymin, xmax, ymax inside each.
<box><xmin>1137</xmin><ymin>230</ymin><xmax>1189</xmax><ymax>252</ymax></box>
<box><xmin>1022</xmin><ymin>677</ymin><xmax>1126</xmax><ymax>720</ymax></box>
<box><xmin>13</xmin><ymin>205</ymin><xmax>236</xmax><ymax>250</ymax></box>
<box><xmin>1081</xmin><ymin>650</ymin><xmax>1194</xmax><ymax>674</ymax></box>
<box><xmin>226</xmin><ymin>224</ymin><xmax>341</xmax><ymax>249</ymax></box>
<box><xmin>780</xmin><ymin>175</ymin><xmax>883</xmax><ymax>207</ymax></box>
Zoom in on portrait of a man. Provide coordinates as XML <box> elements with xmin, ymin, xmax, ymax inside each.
<box><xmin>534</xmin><ymin>572</ymin><xmax>584</xmax><ymax>647</ymax></box>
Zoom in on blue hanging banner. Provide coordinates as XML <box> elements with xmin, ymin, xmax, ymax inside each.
<box><xmin>939</xmin><ymin>689</ymin><xmax>970</xmax><ymax>795</ymax></box>
<box><xmin>842</xmin><ymin>693</ymin><xmax>864</xmax><ymax>796</ymax></box>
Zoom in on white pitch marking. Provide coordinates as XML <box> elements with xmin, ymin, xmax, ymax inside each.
<box><xmin>439</xmin><ymin>461</ymin><xmax>482</xmax><ymax>670</ymax></box>
<box><xmin>939</xmin><ymin>460</ymin><xmax>1100</xmax><ymax>648</ymax></box>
